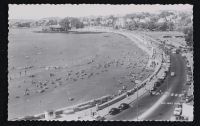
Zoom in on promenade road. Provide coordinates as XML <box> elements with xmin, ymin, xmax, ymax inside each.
<box><xmin>106</xmin><ymin>53</ymin><xmax>187</xmax><ymax>121</ymax></box>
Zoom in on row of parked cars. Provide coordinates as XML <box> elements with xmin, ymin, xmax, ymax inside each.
<box><xmin>108</xmin><ymin>103</ymin><xmax>130</xmax><ymax>115</ymax></box>
<box><xmin>95</xmin><ymin>103</ymin><xmax>130</xmax><ymax>120</ymax></box>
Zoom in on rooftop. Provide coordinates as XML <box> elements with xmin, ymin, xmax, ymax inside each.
<box><xmin>49</xmin><ymin>24</ymin><xmax>62</xmax><ymax>28</ymax></box>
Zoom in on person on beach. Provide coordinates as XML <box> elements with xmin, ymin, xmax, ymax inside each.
<box><xmin>25</xmin><ymin>88</ymin><xmax>30</xmax><ymax>96</ymax></box>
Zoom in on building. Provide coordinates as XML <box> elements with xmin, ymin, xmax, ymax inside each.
<box><xmin>140</xmin><ymin>17</ymin><xmax>150</xmax><ymax>23</ymax></box>
<box><xmin>181</xmin><ymin>103</ymin><xmax>193</xmax><ymax>121</ymax></box>
<box><xmin>126</xmin><ymin>18</ymin><xmax>132</xmax><ymax>24</ymax></box>
<box><xmin>42</xmin><ymin>24</ymin><xmax>65</xmax><ymax>32</ymax></box>
<box><xmin>171</xmin><ymin>103</ymin><xmax>193</xmax><ymax>121</ymax></box>
<box><xmin>158</xmin><ymin>18</ymin><xmax>165</xmax><ymax>23</ymax></box>
<box><xmin>114</xmin><ymin>17</ymin><xmax>126</xmax><ymax>29</ymax></box>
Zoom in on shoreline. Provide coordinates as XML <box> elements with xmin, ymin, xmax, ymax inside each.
<box><xmin>71</xmin><ymin>27</ymin><xmax>153</xmax><ymax>55</ymax></box>
<box><xmin>10</xmin><ymin>27</ymin><xmax>164</xmax><ymax>120</ymax></box>
<box><xmin>33</xmin><ymin>30</ymin><xmax>104</xmax><ymax>34</ymax></box>
<box><xmin>9</xmin><ymin>27</ymin><xmax>160</xmax><ymax>120</ymax></box>
<box><xmin>9</xmin><ymin>30</ymin><xmax>152</xmax><ymax>120</ymax></box>
<box><xmin>45</xmin><ymin>28</ymin><xmax>165</xmax><ymax>121</ymax></box>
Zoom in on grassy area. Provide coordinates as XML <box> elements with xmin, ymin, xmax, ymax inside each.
<box><xmin>8</xmin><ymin>28</ymin><xmax>152</xmax><ymax>119</ymax></box>
<box><xmin>139</xmin><ymin>31</ymin><xmax>186</xmax><ymax>48</ymax></box>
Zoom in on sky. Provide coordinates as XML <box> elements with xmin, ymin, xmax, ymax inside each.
<box><xmin>9</xmin><ymin>4</ymin><xmax>193</xmax><ymax>19</ymax></box>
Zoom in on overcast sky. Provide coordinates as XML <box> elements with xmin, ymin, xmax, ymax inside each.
<box><xmin>9</xmin><ymin>4</ymin><xmax>193</xmax><ymax>19</ymax></box>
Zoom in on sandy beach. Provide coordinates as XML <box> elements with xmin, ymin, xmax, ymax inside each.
<box><xmin>8</xmin><ymin>28</ymin><xmax>152</xmax><ymax>119</ymax></box>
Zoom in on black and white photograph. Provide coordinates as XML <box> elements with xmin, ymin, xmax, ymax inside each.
<box><xmin>8</xmin><ymin>4</ymin><xmax>193</xmax><ymax>121</ymax></box>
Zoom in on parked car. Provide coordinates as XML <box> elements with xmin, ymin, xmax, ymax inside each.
<box><xmin>118</xmin><ymin>103</ymin><xmax>130</xmax><ymax>111</ymax></box>
<box><xmin>176</xmin><ymin>49</ymin><xmax>181</xmax><ymax>54</ymax></box>
<box><xmin>171</xmin><ymin>72</ymin><xmax>175</xmax><ymax>77</ymax></box>
<box><xmin>186</xmin><ymin>95</ymin><xmax>194</xmax><ymax>103</ymax></box>
<box><xmin>186</xmin><ymin>75</ymin><xmax>191</xmax><ymax>82</ymax></box>
<box><xmin>95</xmin><ymin>116</ymin><xmax>105</xmax><ymax>121</ymax></box>
<box><xmin>108</xmin><ymin>108</ymin><xmax>120</xmax><ymax>115</ymax></box>
<box><xmin>172</xmin><ymin>49</ymin><xmax>176</xmax><ymax>54</ymax></box>
<box><xmin>158</xmin><ymin>78</ymin><xmax>164</xmax><ymax>83</ymax></box>
<box><xmin>155</xmin><ymin>81</ymin><xmax>161</xmax><ymax>87</ymax></box>
<box><xmin>186</xmin><ymin>82</ymin><xmax>191</xmax><ymax>85</ymax></box>
<box><xmin>173</xmin><ymin>107</ymin><xmax>182</xmax><ymax>116</ymax></box>
<box><xmin>152</xmin><ymin>86</ymin><xmax>158</xmax><ymax>91</ymax></box>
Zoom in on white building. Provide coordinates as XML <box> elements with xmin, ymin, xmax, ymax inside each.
<box><xmin>140</xmin><ymin>17</ymin><xmax>150</xmax><ymax>23</ymax></box>
<box><xmin>158</xmin><ymin>18</ymin><xmax>165</xmax><ymax>23</ymax></box>
<box><xmin>126</xmin><ymin>18</ymin><xmax>132</xmax><ymax>23</ymax></box>
<box><xmin>114</xmin><ymin>17</ymin><xmax>126</xmax><ymax>29</ymax></box>
<box><xmin>181</xmin><ymin>103</ymin><xmax>193</xmax><ymax>121</ymax></box>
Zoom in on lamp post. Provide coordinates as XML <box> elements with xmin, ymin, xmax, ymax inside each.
<box><xmin>135</xmin><ymin>80</ymin><xmax>141</xmax><ymax>121</ymax></box>
<box><xmin>136</xmin><ymin>84</ymin><xmax>139</xmax><ymax>121</ymax></box>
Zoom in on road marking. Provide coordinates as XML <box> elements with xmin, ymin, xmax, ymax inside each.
<box><xmin>174</xmin><ymin>94</ymin><xmax>178</xmax><ymax>97</ymax></box>
<box><xmin>151</xmin><ymin>91</ymin><xmax>184</xmax><ymax>98</ymax></box>
<box><xmin>160</xmin><ymin>102</ymin><xmax>181</xmax><ymax>105</ymax></box>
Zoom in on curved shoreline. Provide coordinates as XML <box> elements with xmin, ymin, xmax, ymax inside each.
<box><xmin>11</xmin><ymin>27</ymin><xmax>166</xmax><ymax>121</ymax></box>
<box><xmin>71</xmin><ymin>27</ymin><xmax>153</xmax><ymax>56</ymax></box>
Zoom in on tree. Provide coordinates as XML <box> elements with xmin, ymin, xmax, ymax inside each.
<box><xmin>76</xmin><ymin>22</ymin><xmax>84</xmax><ymax>28</ymax></box>
<box><xmin>168</xmin><ymin>22</ymin><xmax>175</xmax><ymax>31</ymax></box>
<box><xmin>18</xmin><ymin>22</ymin><xmax>31</xmax><ymax>27</ymax></box>
<box><xmin>183</xmin><ymin>26</ymin><xmax>193</xmax><ymax>47</ymax></box>
<box><xmin>135</xmin><ymin>14</ymin><xmax>145</xmax><ymax>22</ymax></box>
<box><xmin>59</xmin><ymin>18</ymin><xmax>71</xmax><ymax>31</ymax></box>
<box><xmin>158</xmin><ymin>22</ymin><xmax>168</xmax><ymax>31</ymax></box>
<box><xmin>159</xmin><ymin>11</ymin><xmax>174</xmax><ymax>22</ymax></box>
<box><xmin>70</xmin><ymin>18</ymin><xmax>84</xmax><ymax>29</ymax></box>
<box><xmin>35</xmin><ymin>21</ymin><xmax>39</xmax><ymax>26</ymax></box>
<box><xmin>125</xmin><ymin>13</ymin><xmax>146</xmax><ymax>29</ymax></box>
<box><xmin>108</xmin><ymin>15</ymin><xmax>117</xmax><ymax>27</ymax></box>
<box><xmin>185</xmin><ymin>17</ymin><xmax>192</xmax><ymax>26</ymax></box>
<box><xmin>138</xmin><ymin>22</ymin><xmax>148</xmax><ymax>29</ymax></box>
<box><xmin>125</xmin><ymin>22</ymin><xmax>136</xmax><ymax>30</ymax></box>
<box><xmin>179</xmin><ymin>12</ymin><xmax>189</xmax><ymax>21</ymax></box>
<box><xmin>96</xmin><ymin>17</ymin><xmax>102</xmax><ymax>25</ymax></box>
<box><xmin>125</xmin><ymin>14</ymin><xmax>138</xmax><ymax>28</ymax></box>
<box><xmin>142</xmin><ymin>12</ymin><xmax>151</xmax><ymax>17</ymax></box>
<box><xmin>46</xmin><ymin>19</ymin><xmax>57</xmax><ymax>26</ymax></box>
<box><xmin>147</xmin><ymin>16</ymin><xmax>159</xmax><ymax>31</ymax></box>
